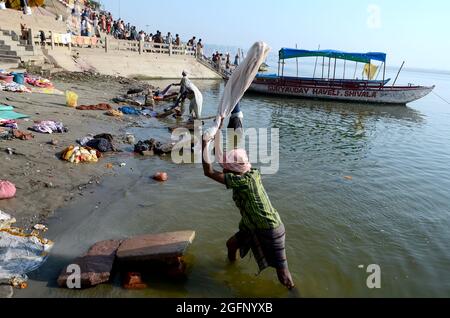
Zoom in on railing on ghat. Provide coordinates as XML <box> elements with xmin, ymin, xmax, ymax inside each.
<box><xmin>32</xmin><ymin>31</ymin><xmax>197</xmax><ymax>57</ymax></box>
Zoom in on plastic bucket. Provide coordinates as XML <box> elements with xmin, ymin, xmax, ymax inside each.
<box><xmin>0</xmin><ymin>74</ymin><xmax>14</xmax><ymax>83</ymax></box>
<box><xmin>12</xmin><ymin>73</ymin><xmax>25</xmax><ymax>85</ymax></box>
<box><xmin>65</xmin><ymin>90</ymin><xmax>78</xmax><ymax>107</ymax></box>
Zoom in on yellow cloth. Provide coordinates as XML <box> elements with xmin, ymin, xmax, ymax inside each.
<box><xmin>62</xmin><ymin>146</ymin><xmax>99</xmax><ymax>164</ymax></box>
<box><xmin>106</xmin><ymin>110</ymin><xmax>124</xmax><ymax>117</ymax></box>
<box><xmin>363</xmin><ymin>63</ymin><xmax>378</xmax><ymax>80</ymax></box>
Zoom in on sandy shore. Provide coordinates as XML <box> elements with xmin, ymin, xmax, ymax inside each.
<box><xmin>0</xmin><ymin>73</ymin><xmax>158</xmax><ymax>229</ymax></box>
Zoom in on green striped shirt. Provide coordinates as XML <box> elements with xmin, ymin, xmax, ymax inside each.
<box><xmin>225</xmin><ymin>169</ymin><xmax>282</xmax><ymax>231</ymax></box>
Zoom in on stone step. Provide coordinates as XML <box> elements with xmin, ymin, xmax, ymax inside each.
<box><xmin>17</xmin><ymin>45</ymin><xmax>34</xmax><ymax>51</ymax></box>
<box><xmin>1</xmin><ymin>30</ymin><xmax>18</xmax><ymax>38</ymax></box>
<box><xmin>0</xmin><ymin>44</ymin><xmax>11</xmax><ymax>51</ymax></box>
<box><xmin>116</xmin><ymin>231</ymin><xmax>196</xmax><ymax>262</ymax></box>
<box><xmin>0</xmin><ymin>50</ymin><xmax>18</xmax><ymax>56</ymax></box>
<box><xmin>0</xmin><ymin>56</ymin><xmax>21</xmax><ymax>64</ymax></box>
<box><xmin>0</xmin><ymin>62</ymin><xmax>20</xmax><ymax>72</ymax></box>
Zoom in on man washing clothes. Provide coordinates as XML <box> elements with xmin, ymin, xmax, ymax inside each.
<box><xmin>202</xmin><ymin>117</ymin><xmax>295</xmax><ymax>290</ymax></box>
<box><xmin>201</xmin><ymin>41</ymin><xmax>295</xmax><ymax>290</ymax></box>
<box><xmin>172</xmin><ymin>71</ymin><xmax>203</xmax><ymax>120</ymax></box>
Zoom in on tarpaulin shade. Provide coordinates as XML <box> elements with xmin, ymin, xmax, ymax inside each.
<box><xmin>279</xmin><ymin>48</ymin><xmax>386</xmax><ymax>63</ymax></box>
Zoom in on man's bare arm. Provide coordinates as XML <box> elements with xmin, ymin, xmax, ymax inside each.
<box><xmin>202</xmin><ymin>139</ymin><xmax>225</xmax><ymax>185</ymax></box>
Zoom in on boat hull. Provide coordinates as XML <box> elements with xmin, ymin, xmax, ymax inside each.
<box><xmin>248</xmin><ymin>79</ymin><xmax>435</xmax><ymax>105</ymax></box>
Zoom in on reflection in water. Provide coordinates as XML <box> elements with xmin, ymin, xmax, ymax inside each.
<box><xmin>254</xmin><ymin>96</ymin><xmax>426</xmax><ymax>167</ymax></box>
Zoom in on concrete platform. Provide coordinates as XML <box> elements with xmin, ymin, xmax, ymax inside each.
<box><xmin>117</xmin><ymin>231</ymin><xmax>196</xmax><ymax>262</ymax></box>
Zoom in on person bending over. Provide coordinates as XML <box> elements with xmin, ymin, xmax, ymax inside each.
<box><xmin>202</xmin><ymin>122</ymin><xmax>295</xmax><ymax>290</ymax></box>
<box><xmin>172</xmin><ymin>71</ymin><xmax>203</xmax><ymax>119</ymax></box>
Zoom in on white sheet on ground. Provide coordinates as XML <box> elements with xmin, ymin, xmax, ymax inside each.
<box><xmin>203</xmin><ymin>41</ymin><xmax>270</xmax><ymax>142</ymax></box>
<box><xmin>0</xmin><ymin>212</ymin><xmax>53</xmax><ymax>282</ymax></box>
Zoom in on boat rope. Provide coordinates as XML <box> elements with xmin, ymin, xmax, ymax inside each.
<box><xmin>432</xmin><ymin>91</ymin><xmax>450</xmax><ymax>105</ymax></box>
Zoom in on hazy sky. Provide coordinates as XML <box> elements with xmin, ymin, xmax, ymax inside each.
<box><xmin>100</xmin><ymin>0</ymin><xmax>450</xmax><ymax>70</ymax></box>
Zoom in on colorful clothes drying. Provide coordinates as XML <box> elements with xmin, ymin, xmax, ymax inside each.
<box><xmin>12</xmin><ymin>130</ymin><xmax>34</xmax><ymax>141</ymax></box>
<box><xmin>0</xmin><ymin>82</ymin><xmax>31</xmax><ymax>93</ymax></box>
<box><xmin>85</xmin><ymin>138</ymin><xmax>115</xmax><ymax>153</ymax></box>
<box><xmin>118</xmin><ymin>106</ymin><xmax>141</xmax><ymax>115</ymax></box>
<box><xmin>30</xmin><ymin>121</ymin><xmax>68</xmax><ymax>134</ymax></box>
<box><xmin>76</xmin><ymin>104</ymin><xmax>112</xmax><ymax>111</ymax></box>
<box><xmin>61</xmin><ymin>146</ymin><xmax>101</xmax><ymax>164</ymax></box>
<box><xmin>0</xmin><ymin>120</ymin><xmax>18</xmax><ymax>130</ymax></box>
<box><xmin>106</xmin><ymin>109</ymin><xmax>123</xmax><ymax>117</ymax></box>
<box><xmin>25</xmin><ymin>77</ymin><xmax>54</xmax><ymax>88</ymax></box>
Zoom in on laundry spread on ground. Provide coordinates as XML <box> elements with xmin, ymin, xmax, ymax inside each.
<box><xmin>134</xmin><ymin>138</ymin><xmax>175</xmax><ymax>156</ymax></box>
<box><xmin>0</xmin><ymin>105</ymin><xmax>30</xmax><ymax>120</ymax></box>
<box><xmin>30</xmin><ymin>87</ymin><xmax>65</xmax><ymax>96</ymax></box>
<box><xmin>118</xmin><ymin>106</ymin><xmax>141</xmax><ymax>115</ymax></box>
<box><xmin>76</xmin><ymin>103</ymin><xmax>112</xmax><ymax>111</ymax></box>
<box><xmin>61</xmin><ymin>145</ymin><xmax>102</xmax><ymax>164</ymax></box>
<box><xmin>0</xmin><ymin>119</ymin><xmax>19</xmax><ymax>129</ymax></box>
<box><xmin>0</xmin><ymin>211</ymin><xmax>53</xmax><ymax>286</ymax></box>
<box><xmin>77</xmin><ymin>133</ymin><xmax>116</xmax><ymax>152</ymax></box>
<box><xmin>30</xmin><ymin>121</ymin><xmax>68</xmax><ymax>134</ymax></box>
<box><xmin>25</xmin><ymin>77</ymin><xmax>54</xmax><ymax>89</ymax></box>
<box><xmin>12</xmin><ymin>130</ymin><xmax>34</xmax><ymax>141</ymax></box>
<box><xmin>106</xmin><ymin>109</ymin><xmax>123</xmax><ymax>117</ymax></box>
<box><xmin>0</xmin><ymin>82</ymin><xmax>32</xmax><ymax>93</ymax></box>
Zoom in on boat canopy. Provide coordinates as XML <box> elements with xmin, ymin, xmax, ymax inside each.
<box><xmin>279</xmin><ymin>48</ymin><xmax>387</xmax><ymax>64</ymax></box>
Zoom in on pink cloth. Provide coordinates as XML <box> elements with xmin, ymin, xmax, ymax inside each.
<box><xmin>0</xmin><ymin>180</ymin><xmax>16</xmax><ymax>200</ymax></box>
<box><xmin>219</xmin><ymin>149</ymin><xmax>252</xmax><ymax>174</ymax></box>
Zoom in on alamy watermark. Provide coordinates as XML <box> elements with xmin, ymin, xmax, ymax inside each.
<box><xmin>359</xmin><ymin>264</ymin><xmax>381</xmax><ymax>289</ymax></box>
<box><xmin>65</xmin><ymin>264</ymin><xmax>81</xmax><ymax>289</ymax></box>
<box><xmin>170</xmin><ymin>120</ymin><xmax>280</xmax><ymax>175</ymax></box>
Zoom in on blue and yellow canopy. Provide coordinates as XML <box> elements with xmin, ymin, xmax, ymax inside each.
<box><xmin>279</xmin><ymin>48</ymin><xmax>386</xmax><ymax>64</ymax></box>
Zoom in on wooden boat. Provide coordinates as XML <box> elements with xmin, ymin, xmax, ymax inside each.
<box><xmin>248</xmin><ymin>48</ymin><xmax>435</xmax><ymax>105</ymax></box>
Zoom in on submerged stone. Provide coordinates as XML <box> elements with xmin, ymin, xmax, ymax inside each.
<box><xmin>57</xmin><ymin>239</ymin><xmax>122</xmax><ymax>289</ymax></box>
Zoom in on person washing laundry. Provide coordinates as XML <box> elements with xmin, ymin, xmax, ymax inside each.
<box><xmin>202</xmin><ymin>123</ymin><xmax>294</xmax><ymax>290</ymax></box>
<box><xmin>171</xmin><ymin>71</ymin><xmax>203</xmax><ymax>120</ymax></box>
<box><xmin>202</xmin><ymin>41</ymin><xmax>295</xmax><ymax>290</ymax></box>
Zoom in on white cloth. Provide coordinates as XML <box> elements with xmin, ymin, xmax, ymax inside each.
<box><xmin>0</xmin><ymin>212</ymin><xmax>53</xmax><ymax>282</ymax></box>
<box><xmin>61</xmin><ymin>33</ymin><xmax>72</xmax><ymax>45</ymax></box>
<box><xmin>203</xmin><ymin>41</ymin><xmax>270</xmax><ymax>142</ymax></box>
<box><xmin>183</xmin><ymin>78</ymin><xmax>203</xmax><ymax>119</ymax></box>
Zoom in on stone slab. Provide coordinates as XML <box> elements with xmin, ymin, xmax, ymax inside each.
<box><xmin>57</xmin><ymin>239</ymin><xmax>122</xmax><ymax>289</ymax></box>
<box><xmin>116</xmin><ymin>231</ymin><xmax>195</xmax><ymax>262</ymax></box>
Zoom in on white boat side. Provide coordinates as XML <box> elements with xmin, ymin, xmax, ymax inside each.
<box><xmin>248</xmin><ymin>82</ymin><xmax>435</xmax><ymax>104</ymax></box>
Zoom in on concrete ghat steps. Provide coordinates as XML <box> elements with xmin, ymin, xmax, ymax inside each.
<box><xmin>0</xmin><ymin>54</ymin><xmax>20</xmax><ymax>62</ymax></box>
<box><xmin>0</xmin><ymin>62</ymin><xmax>20</xmax><ymax>71</ymax></box>
<box><xmin>0</xmin><ymin>50</ymin><xmax>18</xmax><ymax>56</ymax></box>
<box><xmin>0</xmin><ymin>28</ymin><xmax>46</xmax><ymax>70</ymax></box>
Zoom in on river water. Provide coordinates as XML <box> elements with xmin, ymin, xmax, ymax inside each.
<box><xmin>17</xmin><ymin>68</ymin><xmax>450</xmax><ymax>298</ymax></box>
